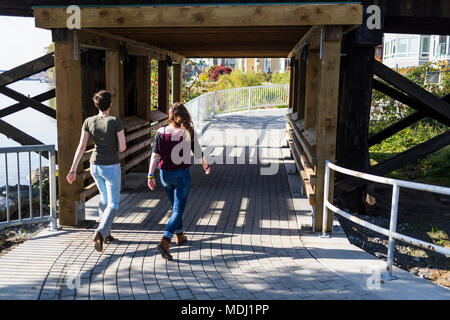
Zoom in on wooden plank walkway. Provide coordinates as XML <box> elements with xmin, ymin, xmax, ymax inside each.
<box><xmin>0</xmin><ymin>109</ymin><xmax>382</xmax><ymax>300</ymax></box>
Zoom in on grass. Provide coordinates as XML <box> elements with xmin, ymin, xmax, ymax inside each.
<box><xmin>369</xmin><ymin>121</ymin><xmax>450</xmax><ymax>187</ymax></box>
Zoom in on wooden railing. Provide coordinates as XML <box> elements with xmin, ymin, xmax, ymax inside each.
<box><xmin>0</xmin><ymin>53</ymin><xmax>56</xmax><ymax>160</ymax></box>
<box><xmin>77</xmin><ymin>113</ymin><xmax>168</xmax><ymax>201</ymax></box>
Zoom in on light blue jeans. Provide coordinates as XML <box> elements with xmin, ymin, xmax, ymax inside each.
<box><xmin>90</xmin><ymin>163</ymin><xmax>121</xmax><ymax>239</ymax></box>
<box><xmin>159</xmin><ymin>168</ymin><xmax>192</xmax><ymax>240</ymax></box>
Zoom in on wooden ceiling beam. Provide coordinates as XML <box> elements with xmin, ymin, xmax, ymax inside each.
<box><xmin>34</xmin><ymin>4</ymin><xmax>362</xmax><ymax>28</ymax></box>
<box><xmin>81</xmin><ymin>28</ymin><xmax>185</xmax><ymax>61</ymax></box>
<box><xmin>288</xmin><ymin>26</ymin><xmax>321</xmax><ymax>59</ymax></box>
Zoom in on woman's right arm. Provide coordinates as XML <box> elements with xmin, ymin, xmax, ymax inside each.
<box><xmin>117</xmin><ymin>129</ymin><xmax>126</xmax><ymax>153</ymax></box>
<box><xmin>147</xmin><ymin>152</ymin><xmax>160</xmax><ymax>190</ymax></box>
<box><xmin>66</xmin><ymin>129</ymin><xmax>89</xmax><ymax>184</ymax></box>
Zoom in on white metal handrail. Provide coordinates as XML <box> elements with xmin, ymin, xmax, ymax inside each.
<box><xmin>322</xmin><ymin>160</ymin><xmax>450</xmax><ymax>280</ymax></box>
<box><xmin>0</xmin><ymin>145</ymin><xmax>57</xmax><ymax>230</ymax></box>
<box><xmin>185</xmin><ymin>84</ymin><xmax>289</xmax><ymax>124</ymax></box>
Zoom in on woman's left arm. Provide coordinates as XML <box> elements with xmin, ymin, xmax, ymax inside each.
<box><xmin>66</xmin><ymin>129</ymin><xmax>89</xmax><ymax>184</ymax></box>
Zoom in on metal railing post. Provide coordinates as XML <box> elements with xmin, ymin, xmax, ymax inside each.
<box><xmin>248</xmin><ymin>88</ymin><xmax>252</xmax><ymax>112</ymax></box>
<box><xmin>320</xmin><ymin>160</ymin><xmax>331</xmax><ymax>238</ymax></box>
<box><xmin>212</xmin><ymin>91</ymin><xmax>216</xmax><ymax>118</ymax></box>
<box><xmin>384</xmin><ymin>184</ymin><xmax>400</xmax><ymax>280</ymax></box>
<box><xmin>49</xmin><ymin>147</ymin><xmax>58</xmax><ymax>230</ymax></box>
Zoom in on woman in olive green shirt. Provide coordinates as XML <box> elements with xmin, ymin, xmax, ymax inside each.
<box><xmin>67</xmin><ymin>90</ymin><xmax>126</xmax><ymax>252</ymax></box>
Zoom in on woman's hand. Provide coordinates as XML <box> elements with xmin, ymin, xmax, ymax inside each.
<box><xmin>203</xmin><ymin>162</ymin><xmax>210</xmax><ymax>175</ymax></box>
<box><xmin>148</xmin><ymin>178</ymin><xmax>156</xmax><ymax>190</ymax></box>
<box><xmin>66</xmin><ymin>171</ymin><xmax>77</xmax><ymax>184</ymax></box>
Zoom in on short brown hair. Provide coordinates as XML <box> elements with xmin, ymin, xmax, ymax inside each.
<box><xmin>93</xmin><ymin>90</ymin><xmax>112</xmax><ymax>111</ymax></box>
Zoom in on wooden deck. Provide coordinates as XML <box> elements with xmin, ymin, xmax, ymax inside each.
<box><xmin>2</xmin><ymin>109</ymin><xmax>446</xmax><ymax>300</ymax></box>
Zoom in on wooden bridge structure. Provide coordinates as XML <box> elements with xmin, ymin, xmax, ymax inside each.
<box><xmin>0</xmin><ymin>1</ymin><xmax>449</xmax><ymax>233</ymax></box>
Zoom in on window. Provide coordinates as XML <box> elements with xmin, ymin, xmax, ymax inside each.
<box><xmin>421</xmin><ymin>36</ymin><xmax>430</xmax><ymax>59</ymax></box>
<box><xmin>398</xmin><ymin>38</ymin><xmax>407</xmax><ymax>54</ymax></box>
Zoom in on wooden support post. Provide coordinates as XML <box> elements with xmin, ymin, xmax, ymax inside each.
<box><xmin>173</xmin><ymin>62</ymin><xmax>183</xmax><ymax>104</ymax></box>
<box><xmin>335</xmin><ymin>28</ymin><xmax>377</xmax><ymax>213</ymax></box>
<box><xmin>304</xmin><ymin>49</ymin><xmax>320</xmax><ymax>130</ymax></box>
<box><xmin>135</xmin><ymin>55</ymin><xmax>151</xmax><ymax>172</ymax></box>
<box><xmin>54</xmin><ymin>30</ymin><xmax>84</xmax><ymax>227</ymax></box>
<box><xmin>158</xmin><ymin>60</ymin><xmax>170</xmax><ymax>113</ymax></box>
<box><xmin>288</xmin><ymin>58</ymin><xmax>295</xmax><ymax>113</ymax></box>
<box><xmin>291</xmin><ymin>56</ymin><xmax>299</xmax><ymax>120</ymax></box>
<box><xmin>106</xmin><ymin>49</ymin><xmax>124</xmax><ymax>118</ymax></box>
<box><xmin>295</xmin><ymin>48</ymin><xmax>307</xmax><ymax>123</ymax></box>
<box><xmin>314</xmin><ymin>26</ymin><xmax>342</xmax><ymax>233</ymax></box>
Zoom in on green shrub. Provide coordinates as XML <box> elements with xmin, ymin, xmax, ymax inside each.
<box><xmin>270</xmin><ymin>72</ymin><xmax>290</xmax><ymax>85</ymax></box>
<box><xmin>211</xmin><ymin>70</ymin><xmax>266</xmax><ymax>91</ymax></box>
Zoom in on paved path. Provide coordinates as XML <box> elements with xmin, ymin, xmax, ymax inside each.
<box><xmin>0</xmin><ymin>109</ymin><xmax>448</xmax><ymax>300</ymax></box>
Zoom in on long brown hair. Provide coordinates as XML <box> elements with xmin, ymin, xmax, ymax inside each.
<box><xmin>168</xmin><ymin>102</ymin><xmax>194</xmax><ymax>141</ymax></box>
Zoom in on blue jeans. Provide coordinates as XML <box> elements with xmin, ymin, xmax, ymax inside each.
<box><xmin>90</xmin><ymin>163</ymin><xmax>121</xmax><ymax>239</ymax></box>
<box><xmin>159</xmin><ymin>168</ymin><xmax>192</xmax><ymax>240</ymax></box>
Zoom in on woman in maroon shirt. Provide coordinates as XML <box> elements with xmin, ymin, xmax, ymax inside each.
<box><xmin>147</xmin><ymin>102</ymin><xmax>210</xmax><ymax>261</ymax></box>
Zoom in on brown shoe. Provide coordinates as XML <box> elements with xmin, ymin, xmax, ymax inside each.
<box><xmin>104</xmin><ymin>235</ymin><xmax>115</xmax><ymax>244</ymax></box>
<box><xmin>157</xmin><ymin>237</ymin><xmax>173</xmax><ymax>261</ymax></box>
<box><xmin>93</xmin><ymin>231</ymin><xmax>103</xmax><ymax>252</ymax></box>
<box><xmin>175</xmin><ymin>233</ymin><xmax>188</xmax><ymax>246</ymax></box>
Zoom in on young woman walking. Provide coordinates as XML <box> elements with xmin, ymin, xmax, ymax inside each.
<box><xmin>67</xmin><ymin>90</ymin><xmax>126</xmax><ymax>252</ymax></box>
<box><xmin>148</xmin><ymin>102</ymin><xmax>210</xmax><ymax>261</ymax></box>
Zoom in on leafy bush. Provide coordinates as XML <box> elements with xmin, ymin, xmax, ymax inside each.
<box><xmin>371</xmin><ymin>60</ymin><xmax>449</xmax><ymax>123</ymax></box>
<box><xmin>209</xmin><ymin>65</ymin><xmax>232</xmax><ymax>81</ymax></box>
<box><xmin>270</xmin><ymin>72</ymin><xmax>290</xmax><ymax>85</ymax></box>
<box><xmin>212</xmin><ymin>70</ymin><xmax>266</xmax><ymax>91</ymax></box>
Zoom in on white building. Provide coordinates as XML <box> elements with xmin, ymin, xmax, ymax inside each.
<box><xmin>383</xmin><ymin>33</ymin><xmax>450</xmax><ymax>69</ymax></box>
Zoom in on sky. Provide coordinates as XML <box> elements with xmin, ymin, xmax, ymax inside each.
<box><xmin>0</xmin><ymin>16</ymin><xmax>52</xmax><ymax>70</ymax></box>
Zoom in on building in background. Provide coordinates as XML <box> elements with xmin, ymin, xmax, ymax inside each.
<box><xmin>383</xmin><ymin>33</ymin><xmax>450</xmax><ymax>69</ymax></box>
<box><xmin>234</xmin><ymin>58</ymin><xmax>289</xmax><ymax>73</ymax></box>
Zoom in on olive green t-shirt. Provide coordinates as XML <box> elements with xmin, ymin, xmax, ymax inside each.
<box><xmin>82</xmin><ymin>115</ymin><xmax>123</xmax><ymax>165</ymax></box>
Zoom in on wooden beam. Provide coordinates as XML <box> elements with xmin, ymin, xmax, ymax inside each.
<box><xmin>304</xmin><ymin>49</ymin><xmax>320</xmax><ymax>130</ymax></box>
<box><xmin>135</xmin><ymin>55</ymin><xmax>151</xmax><ymax>172</ymax></box>
<box><xmin>372</xmin><ymin>79</ymin><xmax>450</xmax><ymax>126</ymax></box>
<box><xmin>173</xmin><ymin>63</ymin><xmax>182</xmax><ymax>104</ymax></box>
<box><xmin>0</xmin><ymin>53</ymin><xmax>54</xmax><ymax>88</ymax></box>
<box><xmin>368</xmin><ymin>112</ymin><xmax>424</xmax><ymax>147</ymax></box>
<box><xmin>287</xmin><ymin>114</ymin><xmax>317</xmax><ymax>166</ymax></box>
<box><xmin>158</xmin><ymin>60</ymin><xmax>170</xmax><ymax>113</ymax></box>
<box><xmin>124</xmin><ymin>150</ymin><xmax>152</xmax><ymax>172</ymax></box>
<box><xmin>288</xmin><ymin>58</ymin><xmax>295</xmax><ymax>113</ymax></box>
<box><xmin>369</xmin><ymin>130</ymin><xmax>450</xmax><ymax>177</ymax></box>
<box><xmin>373</xmin><ymin>60</ymin><xmax>450</xmax><ymax>122</ymax></box>
<box><xmin>314</xmin><ymin>25</ymin><xmax>342</xmax><ymax>233</ymax></box>
<box><xmin>136</xmin><ymin>55</ymin><xmax>151</xmax><ymax>120</ymax></box>
<box><xmin>106</xmin><ymin>49</ymin><xmax>124</xmax><ymax>118</ymax></box>
<box><xmin>291</xmin><ymin>55</ymin><xmax>299</xmax><ymax>119</ymax></box>
<box><xmin>54</xmin><ymin>30</ymin><xmax>84</xmax><ymax>227</ymax></box>
<box><xmin>81</xmin><ymin>28</ymin><xmax>184</xmax><ymax>62</ymax></box>
<box><xmin>288</xmin><ymin>26</ymin><xmax>321</xmax><ymax>58</ymax></box>
<box><xmin>335</xmin><ymin>40</ymin><xmax>374</xmax><ymax>213</ymax></box>
<box><xmin>0</xmin><ymin>89</ymin><xmax>55</xmax><ymax>118</ymax></box>
<box><xmin>78</xmin><ymin>29</ymin><xmax>119</xmax><ymax>50</ymax></box>
<box><xmin>34</xmin><ymin>4</ymin><xmax>363</xmax><ymax>28</ymax></box>
<box><xmin>0</xmin><ymin>86</ymin><xmax>56</xmax><ymax>119</ymax></box>
<box><xmin>0</xmin><ymin>119</ymin><xmax>56</xmax><ymax>161</ymax></box>
<box><xmin>337</xmin><ymin>130</ymin><xmax>450</xmax><ymax>194</ymax></box>
<box><xmin>295</xmin><ymin>47</ymin><xmax>307</xmax><ymax>121</ymax></box>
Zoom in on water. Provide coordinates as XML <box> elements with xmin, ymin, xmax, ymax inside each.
<box><xmin>0</xmin><ymin>81</ymin><xmax>57</xmax><ymax>186</ymax></box>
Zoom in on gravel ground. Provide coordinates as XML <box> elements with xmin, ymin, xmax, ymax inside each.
<box><xmin>338</xmin><ymin>214</ymin><xmax>450</xmax><ymax>288</ymax></box>
<box><xmin>0</xmin><ymin>222</ymin><xmax>50</xmax><ymax>256</ymax></box>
